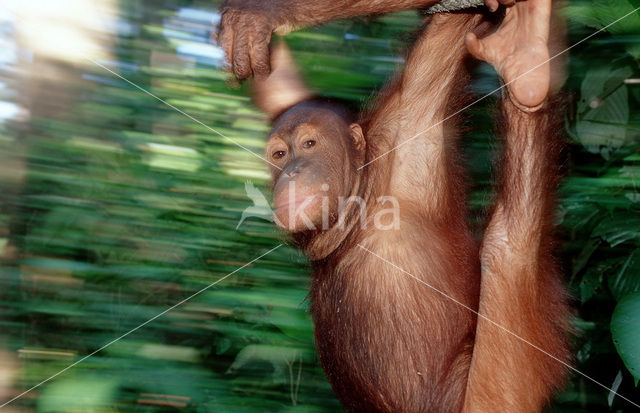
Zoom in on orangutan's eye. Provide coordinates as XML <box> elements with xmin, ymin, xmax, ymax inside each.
<box><xmin>273</xmin><ymin>150</ymin><xmax>286</xmax><ymax>159</ymax></box>
<box><xmin>302</xmin><ymin>140</ymin><xmax>316</xmax><ymax>149</ymax></box>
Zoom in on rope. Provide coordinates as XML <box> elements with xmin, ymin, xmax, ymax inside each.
<box><xmin>425</xmin><ymin>0</ymin><xmax>485</xmax><ymax>13</ymax></box>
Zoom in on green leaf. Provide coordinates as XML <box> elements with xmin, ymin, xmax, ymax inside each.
<box><xmin>580</xmin><ymin>266</ymin><xmax>604</xmax><ymax>303</ymax></box>
<box><xmin>608</xmin><ymin>249</ymin><xmax>640</xmax><ymax>300</ymax></box>
<box><xmin>573</xmin><ymin>237</ymin><xmax>602</xmax><ymax>278</ymax></box>
<box><xmin>576</xmin><ymin>66</ymin><xmax>631</xmax><ymax>151</ymax></box>
<box><xmin>577</xmin><ymin>66</ymin><xmax>633</xmax><ymax>114</ymax></box>
<box><xmin>592</xmin><ymin>213</ymin><xmax>640</xmax><ymax>247</ymax></box>
<box><xmin>270</xmin><ymin>306</ymin><xmax>314</xmax><ymax>344</ymax></box>
<box><xmin>611</xmin><ymin>292</ymin><xmax>640</xmax><ymax>385</ymax></box>
<box><xmin>38</xmin><ymin>376</ymin><xmax>119</xmax><ymax>412</ymax></box>
<box><xmin>565</xmin><ymin>0</ymin><xmax>640</xmax><ymax>35</ymax></box>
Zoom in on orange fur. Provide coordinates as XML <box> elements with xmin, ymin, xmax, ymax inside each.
<box><xmin>220</xmin><ymin>2</ymin><xmax>572</xmax><ymax>411</ymax></box>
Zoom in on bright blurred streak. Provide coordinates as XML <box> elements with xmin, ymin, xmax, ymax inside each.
<box><xmin>165</xmin><ymin>8</ymin><xmax>225</xmax><ymax>67</ymax></box>
<box><xmin>17</xmin><ymin>349</ymin><xmax>76</xmax><ymax>360</ymax></box>
<box><xmin>145</xmin><ymin>143</ymin><xmax>202</xmax><ymax>172</ymax></box>
<box><xmin>0</xmin><ymin>101</ymin><xmax>19</xmax><ymax>122</ymax></box>
<box><xmin>0</xmin><ymin>0</ymin><xmax>116</xmax><ymax>63</ymax></box>
<box><xmin>177</xmin><ymin>43</ymin><xmax>225</xmax><ymax>65</ymax></box>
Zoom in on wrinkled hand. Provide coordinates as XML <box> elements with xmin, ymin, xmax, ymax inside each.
<box><xmin>215</xmin><ymin>0</ymin><xmax>278</xmax><ymax>79</ymax></box>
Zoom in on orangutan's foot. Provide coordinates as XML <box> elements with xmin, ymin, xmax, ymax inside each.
<box><xmin>467</xmin><ymin>0</ymin><xmax>552</xmax><ymax>112</ymax></box>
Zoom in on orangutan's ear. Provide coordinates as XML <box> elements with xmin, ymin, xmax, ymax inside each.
<box><xmin>252</xmin><ymin>40</ymin><xmax>312</xmax><ymax>120</ymax></box>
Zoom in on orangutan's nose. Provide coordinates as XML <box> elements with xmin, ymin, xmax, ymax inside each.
<box><xmin>283</xmin><ymin>162</ymin><xmax>302</xmax><ymax>178</ymax></box>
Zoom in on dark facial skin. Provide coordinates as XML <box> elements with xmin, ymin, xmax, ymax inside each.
<box><xmin>265</xmin><ymin>101</ymin><xmax>365</xmax><ymax>233</ymax></box>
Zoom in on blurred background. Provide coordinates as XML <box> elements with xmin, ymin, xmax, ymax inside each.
<box><xmin>0</xmin><ymin>0</ymin><xmax>638</xmax><ymax>411</ymax></box>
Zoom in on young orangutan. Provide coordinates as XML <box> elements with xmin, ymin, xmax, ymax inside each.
<box><xmin>217</xmin><ymin>0</ymin><xmax>570</xmax><ymax>411</ymax></box>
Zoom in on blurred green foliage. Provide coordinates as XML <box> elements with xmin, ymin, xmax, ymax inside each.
<box><xmin>0</xmin><ymin>0</ymin><xmax>638</xmax><ymax>411</ymax></box>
